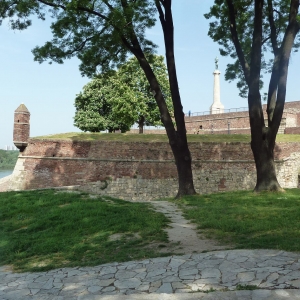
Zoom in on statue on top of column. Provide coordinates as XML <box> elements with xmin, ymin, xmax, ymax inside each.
<box><xmin>215</xmin><ymin>57</ymin><xmax>219</xmax><ymax>70</ymax></box>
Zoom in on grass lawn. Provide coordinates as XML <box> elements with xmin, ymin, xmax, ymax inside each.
<box><xmin>0</xmin><ymin>190</ymin><xmax>170</xmax><ymax>272</ymax></box>
<box><xmin>2</xmin><ymin>188</ymin><xmax>300</xmax><ymax>273</ymax></box>
<box><xmin>173</xmin><ymin>189</ymin><xmax>300</xmax><ymax>252</ymax></box>
<box><xmin>33</xmin><ymin>132</ymin><xmax>251</xmax><ymax>142</ymax></box>
<box><xmin>33</xmin><ymin>132</ymin><xmax>300</xmax><ymax>143</ymax></box>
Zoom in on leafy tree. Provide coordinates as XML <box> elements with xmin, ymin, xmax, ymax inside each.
<box><xmin>74</xmin><ymin>74</ymin><xmax>132</xmax><ymax>133</ymax></box>
<box><xmin>0</xmin><ymin>150</ymin><xmax>19</xmax><ymax>169</ymax></box>
<box><xmin>117</xmin><ymin>55</ymin><xmax>173</xmax><ymax>133</ymax></box>
<box><xmin>74</xmin><ymin>55</ymin><xmax>173</xmax><ymax>134</ymax></box>
<box><xmin>205</xmin><ymin>0</ymin><xmax>300</xmax><ymax>192</ymax></box>
<box><xmin>1</xmin><ymin>0</ymin><xmax>196</xmax><ymax>197</ymax></box>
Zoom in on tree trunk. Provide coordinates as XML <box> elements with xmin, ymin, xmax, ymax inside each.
<box><xmin>174</xmin><ymin>147</ymin><xmax>196</xmax><ymax>197</ymax></box>
<box><xmin>120</xmin><ymin>0</ymin><xmax>196</xmax><ymax>197</ymax></box>
<box><xmin>138</xmin><ymin>116</ymin><xmax>144</xmax><ymax>134</ymax></box>
<box><xmin>251</xmin><ymin>136</ymin><xmax>282</xmax><ymax>192</ymax></box>
<box><xmin>226</xmin><ymin>0</ymin><xmax>299</xmax><ymax>193</ymax></box>
<box><xmin>155</xmin><ymin>0</ymin><xmax>196</xmax><ymax>197</ymax></box>
<box><xmin>135</xmin><ymin>55</ymin><xmax>196</xmax><ymax>197</ymax></box>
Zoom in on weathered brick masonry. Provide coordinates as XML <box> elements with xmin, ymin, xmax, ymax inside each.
<box><xmin>1</xmin><ymin>139</ymin><xmax>300</xmax><ymax>200</ymax></box>
<box><xmin>185</xmin><ymin>111</ymin><xmax>298</xmax><ymax>135</ymax></box>
<box><xmin>129</xmin><ymin>101</ymin><xmax>300</xmax><ymax>135</ymax></box>
<box><xmin>13</xmin><ymin>104</ymin><xmax>30</xmax><ymax>151</ymax></box>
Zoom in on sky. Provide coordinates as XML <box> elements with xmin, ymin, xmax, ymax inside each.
<box><xmin>1</xmin><ymin>0</ymin><xmax>300</xmax><ymax>148</ymax></box>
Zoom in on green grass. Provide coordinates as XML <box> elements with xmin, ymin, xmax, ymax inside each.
<box><xmin>173</xmin><ymin>189</ymin><xmax>300</xmax><ymax>252</ymax></box>
<box><xmin>33</xmin><ymin>132</ymin><xmax>300</xmax><ymax>143</ymax></box>
<box><xmin>34</xmin><ymin>132</ymin><xmax>252</xmax><ymax>143</ymax></box>
<box><xmin>33</xmin><ymin>132</ymin><xmax>252</xmax><ymax>142</ymax></box>
<box><xmin>0</xmin><ymin>190</ymin><xmax>170</xmax><ymax>272</ymax></box>
<box><xmin>3</xmin><ymin>188</ymin><xmax>300</xmax><ymax>273</ymax></box>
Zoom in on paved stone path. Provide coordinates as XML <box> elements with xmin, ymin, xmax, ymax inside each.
<box><xmin>1</xmin><ymin>249</ymin><xmax>300</xmax><ymax>299</ymax></box>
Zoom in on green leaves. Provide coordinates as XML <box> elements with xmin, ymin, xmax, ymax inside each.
<box><xmin>0</xmin><ymin>150</ymin><xmax>18</xmax><ymax>169</ymax></box>
<box><xmin>205</xmin><ymin>0</ymin><xmax>300</xmax><ymax>97</ymax></box>
<box><xmin>74</xmin><ymin>55</ymin><xmax>173</xmax><ymax>133</ymax></box>
<box><xmin>31</xmin><ymin>0</ymin><xmax>157</xmax><ymax>76</ymax></box>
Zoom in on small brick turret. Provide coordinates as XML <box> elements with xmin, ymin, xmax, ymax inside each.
<box><xmin>13</xmin><ymin>103</ymin><xmax>30</xmax><ymax>152</ymax></box>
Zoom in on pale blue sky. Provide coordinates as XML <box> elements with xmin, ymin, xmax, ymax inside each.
<box><xmin>1</xmin><ymin>0</ymin><xmax>300</xmax><ymax>148</ymax></box>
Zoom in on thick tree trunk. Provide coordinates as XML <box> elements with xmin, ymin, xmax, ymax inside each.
<box><xmin>155</xmin><ymin>0</ymin><xmax>196</xmax><ymax>197</ymax></box>
<box><xmin>251</xmin><ymin>137</ymin><xmax>282</xmax><ymax>192</ymax></box>
<box><xmin>138</xmin><ymin>116</ymin><xmax>144</xmax><ymax>134</ymax></box>
<box><xmin>136</xmin><ymin>56</ymin><xmax>196</xmax><ymax>197</ymax></box>
<box><xmin>174</xmin><ymin>148</ymin><xmax>196</xmax><ymax>197</ymax></box>
<box><xmin>120</xmin><ymin>0</ymin><xmax>196</xmax><ymax>197</ymax></box>
<box><xmin>248</xmin><ymin>88</ymin><xmax>282</xmax><ymax>192</ymax></box>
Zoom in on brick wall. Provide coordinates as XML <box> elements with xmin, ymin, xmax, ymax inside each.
<box><xmin>1</xmin><ymin>139</ymin><xmax>300</xmax><ymax>200</ymax></box>
<box><xmin>129</xmin><ymin>129</ymin><xmax>167</xmax><ymax>134</ymax></box>
<box><xmin>129</xmin><ymin>101</ymin><xmax>300</xmax><ymax>135</ymax></box>
<box><xmin>184</xmin><ymin>111</ymin><xmax>296</xmax><ymax>135</ymax></box>
<box><xmin>13</xmin><ymin>111</ymin><xmax>30</xmax><ymax>146</ymax></box>
<box><xmin>285</xmin><ymin>127</ymin><xmax>300</xmax><ymax>134</ymax></box>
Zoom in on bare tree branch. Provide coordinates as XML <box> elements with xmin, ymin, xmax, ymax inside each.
<box><xmin>267</xmin><ymin>0</ymin><xmax>279</xmax><ymax>55</ymax></box>
<box><xmin>155</xmin><ymin>0</ymin><xmax>166</xmax><ymax>31</ymax></box>
<box><xmin>226</xmin><ymin>0</ymin><xmax>251</xmax><ymax>85</ymax></box>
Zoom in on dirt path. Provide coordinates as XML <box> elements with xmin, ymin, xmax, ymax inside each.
<box><xmin>149</xmin><ymin>201</ymin><xmax>231</xmax><ymax>254</ymax></box>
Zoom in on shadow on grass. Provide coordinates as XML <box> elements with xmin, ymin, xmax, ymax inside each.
<box><xmin>173</xmin><ymin>189</ymin><xmax>300</xmax><ymax>252</ymax></box>
<box><xmin>0</xmin><ymin>190</ymin><xmax>172</xmax><ymax>272</ymax></box>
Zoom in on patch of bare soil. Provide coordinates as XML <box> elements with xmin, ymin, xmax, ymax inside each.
<box><xmin>147</xmin><ymin>201</ymin><xmax>233</xmax><ymax>254</ymax></box>
<box><xmin>108</xmin><ymin>232</ymin><xmax>141</xmax><ymax>242</ymax></box>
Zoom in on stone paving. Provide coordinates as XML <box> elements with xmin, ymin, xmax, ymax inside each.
<box><xmin>1</xmin><ymin>249</ymin><xmax>300</xmax><ymax>299</ymax></box>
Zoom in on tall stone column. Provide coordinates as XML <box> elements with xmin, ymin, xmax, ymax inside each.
<box><xmin>210</xmin><ymin>58</ymin><xmax>224</xmax><ymax>114</ymax></box>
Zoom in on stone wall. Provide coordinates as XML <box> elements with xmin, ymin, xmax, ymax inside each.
<box><xmin>1</xmin><ymin>139</ymin><xmax>300</xmax><ymax>200</ymax></box>
<box><xmin>129</xmin><ymin>129</ymin><xmax>166</xmax><ymax>134</ymax></box>
<box><xmin>285</xmin><ymin>127</ymin><xmax>300</xmax><ymax>134</ymax></box>
<box><xmin>129</xmin><ymin>101</ymin><xmax>300</xmax><ymax>135</ymax></box>
<box><xmin>184</xmin><ymin>111</ymin><xmax>296</xmax><ymax>135</ymax></box>
<box><xmin>13</xmin><ymin>109</ymin><xmax>30</xmax><ymax>146</ymax></box>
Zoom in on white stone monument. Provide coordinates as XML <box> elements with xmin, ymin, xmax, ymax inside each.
<box><xmin>210</xmin><ymin>57</ymin><xmax>224</xmax><ymax>114</ymax></box>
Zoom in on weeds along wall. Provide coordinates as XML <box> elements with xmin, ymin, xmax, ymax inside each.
<box><xmin>1</xmin><ymin>139</ymin><xmax>300</xmax><ymax>200</ymax></box>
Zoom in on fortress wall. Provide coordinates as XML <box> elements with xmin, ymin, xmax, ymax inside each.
<box><xmin>278</xmin><ymin>101</ymin><xmax>300</xmax><ymax>112</ymax></box>
<box><xmin>129</xmin><ymin>101</ymin><xmax>300</xmax><ymax>136</ymax></box>
<box><xmin>285</xmin><ymin>127</ymin><xmax>300</xmax><ymax>134</ymax></box>
<box><xmin>285</xmin><ymin>113</ymin><xmax>297</xmax><ymax>127</ymax></box>
<box><xmin>1</xmin><ymin>139</ymin><xmax>300</xmax><ymax>200</ymax></box>
<box><xmin>185</xmin><ymin>112</ymin><xmax>250</xmax><ymax>134</ymax></box>
<box><xmin>129</xmin><ymin>129</ymin><xmax>167</xmax><ymax>134</ymax></box>
<box><xmin>185</xmin><ymin>111</ymin><xmax>298</xmax><ymax>134</ymax></box>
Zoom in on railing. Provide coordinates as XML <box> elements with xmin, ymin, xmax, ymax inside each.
<box><xmin>185</xmin><ymin>107</ymin><xmax>248</xmax><ymax>117</ymax></box>
<box><xmin>130</xmin><ymin>125</ymin><xmax>165</xmax><ymax>131</ymax></box>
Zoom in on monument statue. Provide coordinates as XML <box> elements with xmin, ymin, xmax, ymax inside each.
<box><xmin>210</xmin><ymin>57</ymin><xmax>224</xmax><ymax>114</ymax></box>
<box><xmin>215</xmin><ymin>57</ymin><xmax>219</xmax><ymax>70</ymax></box>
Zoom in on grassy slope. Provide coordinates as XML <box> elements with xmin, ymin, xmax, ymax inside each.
<box><xmin>0</xmin><ymin>150</ymin><xmax>18</xmax><ymax>169</ymax></box>
<box><xmin>0</xmin><ymin>190</ymin><xmax>171</xmax><ymax>272</ymax></box>
<box><xmin>173</xmin><ymin>189</ymin><xmax>300</xmax><ymax>252</ymax></box>
<box><xmin>33</xmin><ymin>132</ymin><xmax>300</xmax><ymax>143</ymax></box>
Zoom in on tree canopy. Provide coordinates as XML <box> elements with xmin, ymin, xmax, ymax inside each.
<box><xmin>74</xmin><ymin>74</ymin><xmax>131</xmax><ymax>133</ymax></box>
<box><xmin>206</xmin><ymin>0</ymin><xmax>300</xmax><ymax>191</ymax></box>
<box><xmin>74</xmin><ymin>55</ymin><xmax>173</xmax><ymax>133</ymax></box>
<box><xmin>205</xmin><ymin>0</ymin><xmax>300</xmax><ymax>98</ymax></box>
<box><xmin>1</xmin><ymin>0</ymin><xmax>196</xmax><ymax>196</ymax></box>
<box><xmin>0</xmin><ymin>150</ymin><xmax>19</xmax><ymax>169</ymax></box>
